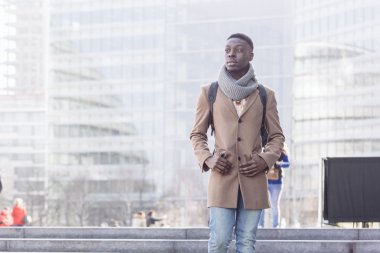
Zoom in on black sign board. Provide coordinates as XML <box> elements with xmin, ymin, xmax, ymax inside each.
<box><xmin>323</xmin><ymin>157</ymin><xmax>380</xmax><ymax>223</ymax></box>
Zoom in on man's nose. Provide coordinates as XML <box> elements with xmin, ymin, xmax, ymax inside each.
<box><xmin>228</xmin><ymin>51</ymin><xmax>236</xmax><ymax>57</ymax></box>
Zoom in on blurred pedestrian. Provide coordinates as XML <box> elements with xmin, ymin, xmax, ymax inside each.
<box><xmin>12</xmin><ymin>198</ymin><xmax>27</xmax><ymax>226</ymax></box>
<box><xmin>259</xmin><ymin>144</ymin><xmax>290</xmax><ymax>228</ymax></box>
<box><xmin>131</xmin><ymin>211</ymin><xmax>146</xmax><ymax>227</ymax></box>
<box><xmin>146</xmin><ymin>210</ymin><xmax>165</xmax><ymax>227</ymax></box>
<box><xmin>0</xmin><ymin>207</ymin><xmax>13</xmax><ymax>226</ymax></box>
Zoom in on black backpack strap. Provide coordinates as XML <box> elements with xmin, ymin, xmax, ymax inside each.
<box><xmin>208</xmin><ymin>82</ymin><xmax>218</xmax><ymax>136</ymax></box>
<box><xmin>257</xmin><ymin>84</ymin><xmax>268</xmax><ymax>146</ymax></box>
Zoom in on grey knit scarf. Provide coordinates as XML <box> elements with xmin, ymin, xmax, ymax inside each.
<box><xmin>217</xmin><ymin>64</ymin><xmax>258</xmax><ymax>100</ymax></box>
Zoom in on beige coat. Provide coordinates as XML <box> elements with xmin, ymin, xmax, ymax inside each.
<box><xmin>190</xmin><ymin>84</ymin><xmax>285</xmax><ymax>209</ymax></box>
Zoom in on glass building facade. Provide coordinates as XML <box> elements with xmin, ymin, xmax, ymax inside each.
<box><xmin>291</xmin><ymin>0</ymin><xmax>380</xmax><ymax>226</ymax></box>
<box><xmin>47</xmin><ymin>0</ymin><xmax>165</xmax><ymax>226</ymax></box>
<box><xmin>0</xmin><ymin>0</ymin><xmax>48</xmax><ymax>224</ymax></box>
<box><xmin>1</xmin><ymin>0</ymin><xmax>293</xmax><ymax>226</ymax></box>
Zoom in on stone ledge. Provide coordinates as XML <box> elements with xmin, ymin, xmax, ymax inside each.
<box><xmin>0</xmin><ymin>239</ymin><xmax>379</xmax><ymax>253</ymax></box>
<box><xmin>1</xmin><ymin>227</ymin><xmax>379</xmax><ymax>241</ymax></box>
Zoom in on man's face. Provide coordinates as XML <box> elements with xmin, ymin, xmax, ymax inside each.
<box><xmin>224</xmin><ymin>38</ymin><xmax>253</xmax><ymax>72</ymax></box>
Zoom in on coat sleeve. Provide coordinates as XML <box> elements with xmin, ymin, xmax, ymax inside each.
<box><xmin>258</xmin><ymin>89</ymin><xmax>285</xmax><ymax>169</ymax></box>
<box><xmin>189</xmin><ymin>86</ymin><xmax>213</xmax><ymax>172</ymax></box>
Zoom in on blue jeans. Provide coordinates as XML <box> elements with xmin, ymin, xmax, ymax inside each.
<box><xmin>208</xmin><ymin>189</ymin><xmax>262</xmax><ymax>253</ymax></box>
<box><xmin>259</xmin><ymin>183</ymin><xmax>283</xmax><ymax>228</ymax></box>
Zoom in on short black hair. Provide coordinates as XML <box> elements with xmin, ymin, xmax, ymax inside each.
<box><xmin>227</xmin><ymin>33</ymin><xmax>254</xmax><ymax>50</ymax></box>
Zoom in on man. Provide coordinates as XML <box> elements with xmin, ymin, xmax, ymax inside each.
<box><xmin>190</xmin><ymin>33</ymin><xmax>284</xmax><ymax>253</ymax></box>
<box><xmin>146</xmin><ymin>210</ymin><xmax>165</xmax><ymax>227</ymax></box>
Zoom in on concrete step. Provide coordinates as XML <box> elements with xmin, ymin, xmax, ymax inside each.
<box><xmin>0</xmin><ymin>228</ymin><xmax>379</xmax><ymax>252</ymax></box>
<box><xmin>0</xmin><ymin>239</ymin><xmax>379</xmax><ymax>253</ymax></box>
<box><xmin>0</xmin><ymin>227</ymin><xmax>379</xmax><ymax>240</ymax></box>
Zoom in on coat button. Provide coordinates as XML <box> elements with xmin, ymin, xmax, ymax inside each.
<box><xmin>238</xmin><ymin>156</ymin><xmax>241</xmax><ymax>161</ymax></box>
<box><xmin>237</xmin><ymin>137</ymin><xmax>242</xmax><ymax>141</ymax></box>
<box><xmin>238</xmin><ymin>119</ymin><xmax>242</xmax><ymax>123</ymax></box>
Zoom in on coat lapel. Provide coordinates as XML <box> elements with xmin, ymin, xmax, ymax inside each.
<box><xmin>240</xmin><ymin>89</ymin><xmax>259</xmax><ymax>118</ymax></box>
<box><xmin>218</xmin><ymin>88</ymin><xmax>239</xmax><ymax>118</ymax></box>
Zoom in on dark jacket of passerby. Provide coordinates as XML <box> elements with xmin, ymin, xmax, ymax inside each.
<box><xmin>146</xmin><ymin>210</ymin><xmax>163</xmax><ymax>227</ymax></box>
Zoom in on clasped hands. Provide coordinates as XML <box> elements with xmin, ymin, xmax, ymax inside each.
<box><xmin>205</xmin><ymin>151</ymin><xmax>267</xmax><ymax>177</ymax></box>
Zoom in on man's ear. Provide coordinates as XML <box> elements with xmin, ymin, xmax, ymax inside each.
<box><xmin>250</xmin><ymin>52</ymin><xmax>254</xmax><ymax>61</ymax></box>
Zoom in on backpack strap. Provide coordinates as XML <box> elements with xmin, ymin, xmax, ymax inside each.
<box><xmin>208</xmin><ymin>82</ymin><xmax>219</xmax><ymax>136</ymax></box>
<box><xmin>257</xmin><ymin>84</ymin><xmax>268</xmax><ymax>146</ymax></box>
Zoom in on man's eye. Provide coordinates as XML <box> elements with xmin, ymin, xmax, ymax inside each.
<box><xmin>225</xmin><ymin>49</ymin><xmax>230</xmax><ymax>53</ymax></box>
<box><xmin>236</xmin><ymin>48</ymin><xmax>243</xmax><ymax>53</ymax></box>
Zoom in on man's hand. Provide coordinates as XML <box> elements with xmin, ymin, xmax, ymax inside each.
<box><xmin>239</xmin><ymin>154</ymin><xmax>267</xmax><ymax>177</ymax></box>
<box><xmin>205</xmin><ymin>151</ymin><xmax>233</xmax><ymax>175</ymax></box>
